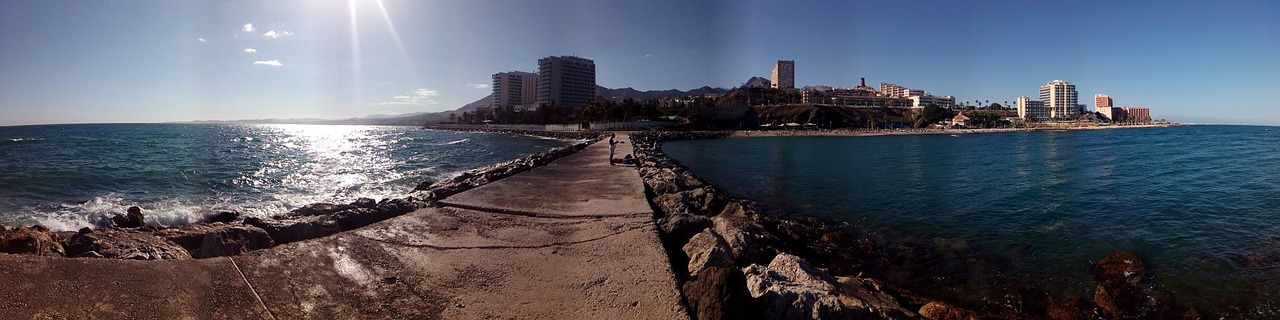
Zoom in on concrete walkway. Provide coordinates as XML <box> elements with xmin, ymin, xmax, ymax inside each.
<box><xmin>0</xmin><ymin>134</ymin><xmax>687</xmax><ymax>319</ymax></box>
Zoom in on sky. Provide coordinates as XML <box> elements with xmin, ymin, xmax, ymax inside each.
<box><xmin>1</xmin><ymin>0</ymin><xmax>1278</xmax><ymax>126</ymax></box>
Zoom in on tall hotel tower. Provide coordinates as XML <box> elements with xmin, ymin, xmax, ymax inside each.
<box><xmin>1039</xmin><ymin>80</ymin><xmax>1079</xmax><ymax>120</ymax></box>
<box><xmin>771</xmin><ymin>60</ymin><xmax>795</xmax><ymax>89</ymax></box>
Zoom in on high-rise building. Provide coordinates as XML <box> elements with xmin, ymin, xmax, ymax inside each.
<box><xmin>1039</xmin><ymin>80</ymin><xmax>1079</xmax><ymax>120</ymax></box>
<box><xmin>536</xmin><ymin>56</ymin><xmax>596</xmax><ymax>108</ymax></box>
<box><xmin>771</xmin><ymin>60</ymin><xmax>795</xmax><ymax>89</ymax></box>
<box><xmin>491</xmin><ymin>71</ymin><xmax>538</xmax><ymax>108</ymax></box>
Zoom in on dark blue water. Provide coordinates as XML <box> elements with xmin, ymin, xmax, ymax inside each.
<box><xmin>665</xmin><ymin>125</ymin><xmax>1280</xmax><ymax>314</ymax></box>
<box><xmin>0</xmin><ymin>123</ymin><xmax>572</xmax><ymax>231</ymax></box>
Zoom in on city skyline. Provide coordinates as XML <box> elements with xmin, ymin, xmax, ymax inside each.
<box><xmin>1</xmin><ymin>0</ymin><xmax>1278</xmax><ymax>126</ymax></box>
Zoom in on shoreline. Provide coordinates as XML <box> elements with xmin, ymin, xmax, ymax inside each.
<box><xmin>729</xmin><ymin>123</ymin><xmax>1179</xmax><ymax>138</ymax></box>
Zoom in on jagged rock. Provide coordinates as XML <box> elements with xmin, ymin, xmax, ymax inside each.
<box><xmin>243</xmin><ymin>216</ymin><xmax>339</xmax><ymax>245</ymax></box>
<box><xmin>207</xmin><ymin>211</ymin><xmax>241</xmax><ymax>223</ymax></box>
<box><xmin>713</xmin><ymin>204</ymin><xmax>774</xmax><ymax>266</ymax></box>
<box><xmin>76</xmin><ymin>250</ymin><xmax>105</xmax><ymax>258</ymax></box>
<box><xmin>0</xmin><ymin>225</ymin><xmax>65</xmax><ymax>257</ymax></box>
<box><xmin>834</xmin><ymin>276</ymin><xmax>917</xmax><ymax>319</ymax></box>
<box><xmin>653</xmin><ymin>192</ymin><xmax>692</xmax><ymax>216</ymax></box>
<box><xmin>743</xmin><ymin>253</ymin><xmax>844</xmax><ymax>319</ymax></box>
<box><xmin>66</xmin><ymin>228</ymin><xmax>190</xmax><ymax>260</ymax></box>
<box><xmin>157</xmin><ymin>223</ymin><xmax>275</xmax><ymax>258</ymax></box>
<box><xmin>330</xmin><ymin>208</ymin><xmax>389</xmax><ymax>231</ymax></box>
<box><xmin>1092</xmin><ymin>251</ymin><xmax>1146</xmax><ymax>286</ymax></box>
<box><xmin>683</xmin><ymin>229</ymin><xmax>734</xmax><ymax>277</ymax></box>
<box><xmin>287</xmin><ymin>202</ymin><xmax>353</xmax><ymax>217</ymax></box>
<box><xmin>682</xmin><ymin>266</ymin><xmax>757</xmax><ymax>320</ymax></box>
<box><xmin>377</xmin><ymin>197</ymin><xmax>421</xmax><ymax>216</ymax></box>
<box><xmin>658</xmin><ymin>213</ymin><xmax>711</xmax><ymax>245</ymax></box>
<box><xmin>918</xmin><ymin>301</ymin><xmax>977</xmax><ymax>320</ymax></box>
<box><xmin>643</xmin><ymin>168</ymin><xmax>683</xmax><ymax>195</ymax></box>
<box><xmin>195</xmin><ymin>225</ymin><xmax>274</xmax><ymax>258</ymax></box>
<box><xmin>111</xmin><ymin>206</ymin><xmax>146</xmax><ymax>228</ymax></box>
<box><xmin>1093</xmin><ymin>282</ymin><xmax>1144</xmax><ymax>319</ymax></box>
<box><xmin>351</xmin><ymin>197</ymin><xmax>378</xmax><ymax>209</ymax></box>
<box><xmin>1046</xmin><ymin>297</ymin><xmax>1094</xmax><ymax>320</ymax></box>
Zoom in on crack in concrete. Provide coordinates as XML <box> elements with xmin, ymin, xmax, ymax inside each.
<box><xmin>357</xmin><ymin>222</ymin><xmax>652</xmax><ymax>251</ymax></box>
<box><xmin>228</xmin><ymin>256</ymin><xmax>277</xmax><ymax>320</ymax></box>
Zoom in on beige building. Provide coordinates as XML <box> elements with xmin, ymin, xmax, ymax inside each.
<box><xmin>491</xmin><ymin>71</ymin><xmax>538</xmax><ymax>109</ymax></box>
<box><xmin>536</xmin><ymin>56</ymin><xmax>596</xmax><ymax>108</ymax></box>
<box><xmin>1017</xmin><ymin>96</ymin><xmax>1048</xmax><ymax>120</ymax></box>
<box><xmin>771</xmin><ymin>60</ymin><xmax>795</xmax><ymax>89</ymax></box>
<box><xmin>1039</xmin><ymin>80</ymin><xmax>1079</xmax><ymax>120</ymax></box>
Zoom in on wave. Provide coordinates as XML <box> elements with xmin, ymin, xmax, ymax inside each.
<box><xmin>442</xmin><ymin>138</ymin><xmax>469</xmax><ymax>145</ymax></box>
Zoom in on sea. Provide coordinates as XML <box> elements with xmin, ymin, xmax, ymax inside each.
<box><xmin>0</xmin><ymin>123</ymin><xmax>573</xmax><ymax>231</ymax></box>
<box><xmin>664</xmin><ymin>125</ymin><xmax>1280</xmax><ymax>315</ymax></box>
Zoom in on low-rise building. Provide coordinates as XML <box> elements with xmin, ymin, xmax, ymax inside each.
<box><xmin>1017</xmin><ymin>96</ymin><xmax>1048</xmax><ymax>120</ymax></box>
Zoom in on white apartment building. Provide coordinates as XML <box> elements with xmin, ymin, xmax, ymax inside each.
<box><xmin>1017</xmin><ymin>96</ymin><xmax>1048</xmax><ymax>120</ymax></box>
<box><xmin>1039</xmin><ymin>80</ymin><xmax>1079</xmax><ymax>120</ymax></box>
<box><xmin>491</xmin><ymin>71</ymin><xmax>537</xmax><ymax>108</ymax></box>
<box><xmin>771</xmin><ymin>60</ymin><xmax>795</xmax><ymax>89</ymax></box>
<box><xmin>909</xmin><ymin>95</ymin><xmax>956</xmax><ymax>108</ymax></box>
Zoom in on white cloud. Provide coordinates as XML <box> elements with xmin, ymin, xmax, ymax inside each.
<box><xmin>197</xmin><ymin>37</ymin><xmax>206</xmax><ymax>42</ymax></box>
<box><xmin>242</xmin><ymin>23</ymin><xmax>254</xmax><ymax>32</ymax></box>
<box><xmin>644</xmin><ymin>53</ymin><xmax>654</xmax><ymax>58</ymax></box>
<box><xmin>261</xmin><ymin>30</ymin><xmax>293</xmax><ymax>39</ymax></box>
<box><xmin>252</xmin><ymin>60</ymin><xmax>283</xmax><ymax>67</ymax></box>
<box><xmin>468</xmin><ymin>83</ymin><xmax>490</xmax><ymax>89</ymax></box>
<box><xmin>370</xmin><ymin>88</ymin><xmax>439</xmax><ymax>105</ymax></box>
<box><xmin>243</xmin><ymin>48</ymin><xmax>257</xmax><ymax>53</ymax></box>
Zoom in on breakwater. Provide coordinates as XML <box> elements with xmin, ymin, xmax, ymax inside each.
<box><xmin>631</xmin><ymin>130</ymin><xmax>1204</xmax><ymax>319</ymax></box>
<box><xmin>0</xmin><ymin>130</ymin><xmax>602</xmax><ymax>261</ymax></box>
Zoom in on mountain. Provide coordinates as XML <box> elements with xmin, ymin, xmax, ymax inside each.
<box><xmin>595</xmin><ymin>86</ymin><xmax>731</xmax><ymax>101</ymax></box>
<box><xmin>743</xmin><ymin>76</ymin><xmax>771</xmax><ymax>88</ymax></box>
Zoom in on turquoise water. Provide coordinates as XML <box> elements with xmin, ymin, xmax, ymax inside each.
<box><xmin>664</xmin><ymin>125</ymin><xmax>1280</xmax><ymax>314</ymax></box>
<box><xmin>0</xmin><ymin>123</ymin><xmax>571</xmax><ymax>230</ymax></box>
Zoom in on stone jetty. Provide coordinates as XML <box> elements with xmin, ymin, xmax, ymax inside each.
<box><xmin>0</xmin><ymin>133</ymin><xmax>686</xmax><ymax>319</ymax></box>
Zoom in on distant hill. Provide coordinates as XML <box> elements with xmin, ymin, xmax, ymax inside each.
<box><xmin>743</xmin><ymin>76</ymin><xmax>771</xmax><ymax>88</ymax></box>
<box><xmin>595</xmin><ymin>86</ymin><xmax>730</xmax><ymax>101</ymax></box>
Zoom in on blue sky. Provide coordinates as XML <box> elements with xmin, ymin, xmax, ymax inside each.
<box><xmin>1</xmin><ymin>0</ymin><xmax>1278</xmax><ymax>126</ymax></box>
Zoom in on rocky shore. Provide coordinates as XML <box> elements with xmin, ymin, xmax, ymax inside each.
<box><xmin>629</xmin><ymin>130</ymin><xmax>1206</xmax><ymax>319</ymax></box>
<box><xmin>0</xmin><ymin>130</ymin><xmax>603</xmax><ymax>262</ymax></box>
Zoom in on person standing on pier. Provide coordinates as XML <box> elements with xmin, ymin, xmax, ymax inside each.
<box><xmin>608</xmin><ymin>133</ymin><xmax>618</xmax><ymax>165</ymax></box>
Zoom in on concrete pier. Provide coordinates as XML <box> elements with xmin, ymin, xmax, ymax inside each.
<box><xmin>0</xmin><ymin>135</ymin><xmax>687</xmax><ymax>319</ymax></box>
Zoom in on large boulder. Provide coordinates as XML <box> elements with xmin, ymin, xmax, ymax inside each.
<box><xmin>286</xmin><ymin>202</ymin><xmax>353</xmax><ymax>217</ymax></box>
<box><xmin>66</xmin><ymin>228</ymin><xmax>191</xmax><ymax>260</ymax></box>
<box><xmin>713</xmin><ymin>203</ymin><xmax>775</xmax><ymax>266</ymax></box>
<box><xmin>0</xmin><ymin>225</ymin><xmax>65</xmax><ymax>257</ymax></box>
<box><xmin>1091</xmin><ymin>251</ymin><xmax>1146</xmax><ymax>286</ymax></box>
<box><xmin>834</xmin><ymin>276</ymin><xmax>917</xmax><ymax>319</ymax></box>
<box><xmin>243</xmin><ymin>216</ymin><xmax>339</xmax><ymax>245</ymax></box>
<box><xmin>917</xmin><ymin>301</ymin><xmax>977</xmax><ymax>320</ymax></box>
<box><xmin>682</xmin><ymin>266</ymin><xmax>757</xmax><ymax>320</ymax></box>
<box><xmin>1093</xmin><ymin>283</ymin><xmax>1144</xmax><ymax>319</ymax></box>
<box><xmin>743</xmin><ymin>253</ymin><xmax>845</xmax><ymax>319</ymax></box>
<box><xmin>683</xmin><ymin>229</ymin><xmax>734</xmax><ymax>277</ymax></box>
<box><xmin>1046</xmin><ymin>297</ymin><xmax>1094</xmax><ymax>320</ymax></box>
<box><xmin>657</xmin><ymin>213</ymin><xmax>711</xmax><ymax>245</ymax></box>
<box><xmin>157</xmin><ymin>223</ymin><xmax>275</xmax><ymax>258</ymax></box>
<box><xmin>111</xmin><ymin>206</ymin><xmax>146</xmax><ymax>228</ymax></box>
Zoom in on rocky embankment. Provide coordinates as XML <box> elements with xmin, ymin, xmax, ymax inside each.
<box><xmin>0</xmin><ymin>131</ymin><xmax>603</xmax><ymax>261</ymax></box>
<box><xmin>629</xmin><ymin>131</ymin><xmax>1199</xmax><ymax>320</ymax></box>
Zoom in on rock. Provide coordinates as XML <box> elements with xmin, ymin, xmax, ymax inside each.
<box><xmin>1093</xmin><ymin>283</ymin><xmax>1143</xmax><ymax>319</ymax></box>
<box><xmin>330</xmin><ymin>208</ymin><xmax>390</xmax><ymax>231</ymax></box>
<box><xmin>66</xmin><ymin>228</ymin><xmax>191</xmax><ymax>260</ymax></box>
<box><xmin>377</xmin><ymin>197</ymin><xmax>421</xmax><ymax>216</ymax></box>
<box><xmin>287</xmin><ymin>202</ymin><xmax>353</xmax><ymax>217</ymax></box>
<box><xmin>682</xmin><ymin>266</ymin><xmax>757</xmax><ymax>320</ymax></box>
<box><xmin>111</xmin><ymin>206</ymin><xmax>146</xmax><ymax>228</ymax></box>
<box><xmin>76</xmin><ymin>250</ymin><xmax>105</xmax><ymax>258</ymax></box>
<box><xmin>743</xmin><ymin>253</ymin><xmax>844</xmax><ymax>319</ymax></box>
<box><xmin>918</xmin><ymin>301</ymin><xmax>977</xmax><ymax>320</ymax></box>
<box><xmin>194</xmin><ymin>224</ymin><xmax>274</xmax><ymax>258</ymax></box>
<box><xmin>243</xmin><ymin>216</ymin><xmax>339</xmax><ymax>245</ymax></box>
<box><xmin>653</xmin><ymin>192</ymin><xmax>692</xmax><ymax>216</ymax></box>
<box><xmin>207</xmin><ymin>211</ymin><xmax>241</xmax><ymax>223</ymax></box>
<box><xmin>1046</xmin><ymin>297</ymin><xmax>1094</xmax><ymax>320</ymax></box>
<box><xmin>157</xmin><ymin>223</ymin><xmax>275</xmax><ymax>258</ymax></box>
<box><xmin>834</xmin><ymin>276</ymin><xmax>917</xmax><ymax>319</ymax></box>
<box><xmin>643</xmin><ymin>168</ymin><xmax>683</xmax><ymax>195</ymax></box>
<box><xmin>351</xmin><ymin>197</ymin><xmax>378</xmax><ymax>209</ymax></box>
<box><xmin>657</xmin><ymin>213</ymin><xmax>711</xmax><ymax>245</ymax></box>
<box><xmin>683</xmin><ymin>229</ymin><xmax>734</xmax><ymax>277</ymax></box>
<box><xmin>1092</xmin><ymin>251</ymin><xmax>1146</xmax><ymax>286</ymax></box>
<box><xmin>713</xmin><ymin>205</ymin><xmax>774</xmax><ymax>266</ymax></box>
<box><xmin>0</xmin><ymin>225</ymin><xmax>66</xmax><ymax>257</ymax></box>
<box><xmin>1242</xmin><ymin>252</ymin><xmax>1265</xmax><ymax>268</ymax></box>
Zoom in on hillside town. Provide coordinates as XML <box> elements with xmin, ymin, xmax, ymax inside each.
<box><xmin>453</xmin><ymin>56</ymin><xmax>1158</xmax><ymax>130</ymax></box>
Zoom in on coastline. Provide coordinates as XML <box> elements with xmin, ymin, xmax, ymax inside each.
<box><xmin>729</xmin><ymin>123</ymin><xmax>1178</xmax><ymax>138</ymax></box>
